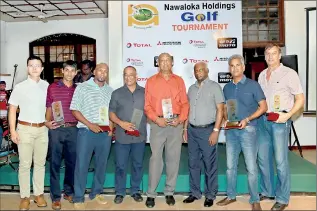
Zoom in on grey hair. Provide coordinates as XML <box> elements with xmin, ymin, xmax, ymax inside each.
<box><xmin>228</xmin><ymin>54</ymin><xmax>245</xmax><ymax>66</ymax></box>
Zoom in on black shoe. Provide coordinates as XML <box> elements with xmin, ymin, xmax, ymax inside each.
<box><xmin>131</xmin><ymin>193</ymin><xmax>143</xmax><ymax>202</ymax></box>
<box><xmin>114</xmin><ymin>195</ymin><xmax>124</xmax><ymax>204</ymax></box>
<box><xmin>271</xmin><ymin>202</ymin><xmax>288</xmax><ymax>211</ymax></box>
<box><xmin>145</xmin><ymin>197</ymin><xmax>155</xmax><ymax>208</ymax></box>
<box><xmin>204</xmin><ymin>198</ymin><xmax>214</xmax><ymax>207</ymax></box>
<box><xmin>183</xmin><ymin>195</ymin><xmax>198</xmax><ymax>203</ymax></box>
<box><xmin>165</xmin><ymin>195</ymin><xmax>175</xmax><ymax>206</ymax></box>
<box><xmin>259</xmin><ymin>194</ymin><xmax>275</xmax><ymax>201</ymax></box>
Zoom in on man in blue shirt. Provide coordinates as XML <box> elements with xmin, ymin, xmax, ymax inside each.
<box><xmin>216</xmin><ymin>54</ymin><xmax>267</xmax><ymax>211</ymax></box>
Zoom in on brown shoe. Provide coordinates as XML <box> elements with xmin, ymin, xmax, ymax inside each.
<box><xmin>63</xmin><ymin>194</ymin><xmax>73</xmax><ymax>203</ymax></box>
<box><xmin>216</xmin><ymin>197</ymin><xmax>237</xmax><ymax>206</ymax></box>
<box><xmin>271</xmin><ymin>202</ymin><xmax>288</xmax><ymax>211</ymax></box>
<box><xmin>34</xmin><ymin>194</ymin><xmax>47</xmax><ymax>207</ymax></box>
<box><xmin>52</xmin><ymin>201</ymin><xmax>61</xmax><ymax>210</ymax></box>
<box><xmin>252</xmin><ymin>202</ymin><xmax>262</xmax><ymax>210</ymax></box>
<box><xmin>19</xmin><ymin>197</ymin><xmax>30</xmax><ymax>210</ymax></box>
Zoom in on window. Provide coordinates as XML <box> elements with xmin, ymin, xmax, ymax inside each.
<box><xmin>82</xmin><ymin>44</ymin><xmax>95</xmax><ymax>61</ymax></box>
<box><xmin>242</xmin><ymin>0</ymin><xmax>284</xmax><ymax>48</ymax></box>
<box><xmin>50</xmin><ymin>45</ymin><xmax>75</xmax><ymax>62</ymax></box>
<box><xmin>33</xmin><ymin>46</ymin><xmax>45</xmax><ymax>62</ymax></box>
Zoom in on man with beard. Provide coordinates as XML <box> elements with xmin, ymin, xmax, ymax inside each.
<box><xmin>70</xmin><ymin>63</ymin><xmax>113</xmax><ymax>210</ymax></box>
<box><xmin>183</xmin><ymin>62</ymin><xmax>224</xmax><ymax>207</ymax></box>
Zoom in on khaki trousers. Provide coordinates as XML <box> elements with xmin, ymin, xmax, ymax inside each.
<box><xmin>17</xmin><ymin>123</ymin><xmax>48</xmax><ymax>198</ymax></box>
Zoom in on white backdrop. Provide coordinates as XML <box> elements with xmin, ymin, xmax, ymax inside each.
<box><xmin>122</xmin><ymin>1</ymin><xmax>242</xmax><ymax>142</ymax></box>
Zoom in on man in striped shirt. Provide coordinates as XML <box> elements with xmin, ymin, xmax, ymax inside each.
<box><xmin>45</xmin><ymin>60</ymin><xmax>78</xmax><ymax>210</ymax></box>
<box><xmin>70</xmin><ymin>63</ymin><xmax>113</xmax><ymax>210</ymax></box>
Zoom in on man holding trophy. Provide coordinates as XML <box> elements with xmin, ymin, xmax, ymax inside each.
<box><xmin>45</xmin><ymin>60</ymin><xmax>78</xmax><ymax>210</ymax></box>
<box><xmin>144</xmin><ymin>53</ymin><xmax>189</xmax><ymax>208</ymax></box>
<box><xmin>217</xmin><ymin>54</ymin><xmax>267</xmax><ymax>210</ymax></box>
<box><xmin>257</xmin><ymin>44</ymin><xmax>305</xmax><ymax>211</ymax></box>
<box><xmin>109</xmin><ymin>66</ymin><xmax>146</xmax><ymax>204</ymax></box>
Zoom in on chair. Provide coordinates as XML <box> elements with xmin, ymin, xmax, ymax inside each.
<box><xmin>0</xmin><ymin>123</ymin><xmax>19</xmax><ymax>171</ymax></box>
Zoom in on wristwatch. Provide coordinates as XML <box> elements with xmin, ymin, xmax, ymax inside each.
<box><xmin>213</xmin><ymin>128</ymin><xmax>219</xmax><ymax>132</ymax></box>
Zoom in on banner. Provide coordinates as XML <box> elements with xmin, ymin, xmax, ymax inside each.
<box><xmin>122</xmin><ymin>1</ymin><xmax>242</xmax><ymax>142</ymax></box>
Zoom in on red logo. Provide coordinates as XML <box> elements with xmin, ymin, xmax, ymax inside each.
<box><xmin>183</xmin><ymin>58</ymin><xmax>209</xmax><ymax>64</ymax></box>
<box><xmin>127</xmin><ymin>43</ymin><xmax>152</xmax><ymax>48</ymax></box>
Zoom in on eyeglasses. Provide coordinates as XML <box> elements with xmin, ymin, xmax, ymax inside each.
<box><xmin>28</xmin><ymin>64</ymin><xmax>42</xmax><ymax>68</ymax></box>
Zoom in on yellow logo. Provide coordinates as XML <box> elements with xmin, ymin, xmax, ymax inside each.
<box><xmin>128</xmin><ymin>4</ymin><xmax>159</xmax><ymax>27</ymax></box>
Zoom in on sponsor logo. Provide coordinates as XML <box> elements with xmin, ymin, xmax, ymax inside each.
<box><xmin>183</xmin><ymin>58</ymin><xmax>209</xmax><ymax>64</ymax></box>
<box><xmin>157</xmin><ymin>41</ymin><xmax>182</xmax><ymax>46</ymax></box>
<box><xmin>137</xmin><ymin>77</ymin><xmax>148</xmax><ymax>82</ymax></box>
<box><xmin>214</xmin><ymin>56</ymin><xmax>229</xmax><ymax>62</ymax></box>
<box><xmin>218</xmin><ymin>72</ymin><xmax>232</xmax><ymax>83</ymax></box>
<box><xmin>181</xmin><ymin>11</ymin><xmax>218</xmax><ymax>22</ymax></box>
<box><xmin>189</xmin><ymin>40</ymin><xmax>207</xmax><ymax>48</ymax></box>
<box><xmin>128</xmin><ymin>4</ymin><xmax>159</xmax><ymax>29</ymax></box>
<box><xmin>164</xmin><ymin>3</ymin><xmax>236</xmax><ymax>11</ymax></box>
<box><xmin>126</xmin><ymin>58</ymin><xmax>144</xmax><ymax>66</ymax></box>
<box><xmin>126</xmin><ymin>42</ymin><xmax>152</xmax><ymax>48</ymax></box>
<box><xmin>217</xmin><ymin>37</ymin><xmax>237</xmax><ymax>49</ymax></box>
<box><xmin>154</xmin><ymin>56</ymin><xmax>174</xmax><ymax>67</ymax></box>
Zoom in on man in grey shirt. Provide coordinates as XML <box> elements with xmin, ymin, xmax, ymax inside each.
<box><xmin>109</xmin><ymin>66</ymin><xmax>146</xmax><ymax>204</ymax></box>
<box><xmin>183</xmin><ymin>62</ymin><xmax>224</xmax><ymax>207</ymax></box>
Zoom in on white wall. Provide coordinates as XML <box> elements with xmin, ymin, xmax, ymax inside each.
<box><xmin>4</xmin><ymin>18</ymin><xmax>108</xmax><ymax>85</ymax></box>
<box><xmin>285</xmin><ymin>1</ymin><xmax>316</xmax><ymax>146</ymax></box>
<box><xmin>0</xmin><ymin>20</ymin><xmax>6</xmax><ymax>75</ymax></box>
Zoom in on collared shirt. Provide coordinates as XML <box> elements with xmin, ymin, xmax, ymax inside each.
<box><xmin>73</xmin><ymin>73</ymin><xmax>94</xmax><ymax>84</ymax></box>
<box><xmin>109</xmin><ymin>84</ymin><xmax>146</xmax><ymax>144</ymax></box>
<box><xmin>8</xmin><ymin>76</ymin><xmax>49</xmax><ymax>123</ymax></box>
<box><xmin>188</xmin><ymin>78</ymin><xmax>224</xmax><ymax>125</ymax></box>
<box><xmin>258</xmin><ymin>63</ymin><xmax>303</xmax><ymax>112</ymax></box>
<box><xmin>223</xmin><ymin>75</ymin><xmax>266</xmax><ymax>126</ymax></box>
<box><xmin>46</xmin><ymin>80</ymin><xmax>77</xmax><ymax>123</ymax></box>
<box><xmin>70</xmin><ymin>77</ymin><xmax>113</xmax><ymax>128</ymax></box>
<box><xmin>144</xmin><ymin>73</ymin><xmax>189</xmax><ymax>122</ymax></box>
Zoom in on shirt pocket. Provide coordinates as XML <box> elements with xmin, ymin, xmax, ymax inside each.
<box><xmin>240</xmin><ymin>92</ymin><xmax>254</xmax><ymax>106</ymax></box>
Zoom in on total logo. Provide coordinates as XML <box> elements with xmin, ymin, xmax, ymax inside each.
<box><xmin>189</xmin><ymin>40</ymin><xmax>207</xmax><ymax>48</ymax></box>
<box><xmin>137</xmin><ymin>77</ymin><xmax>148</xmax><ymax>82</ymax></box>
<box><xmin>126</xmin><ymin>58</ymin><xmax>144</xmax><ymax>66</ymax></box>
<box><xmin>126</xmin><ymin>42</ymin><xmax>152</xmax><ymax>48</ymax></box>
<box><xmin>182</xmin><ymin>58</ymin><xmax>209</xmax><ymax>64</ymax></box>
<box><xmin>214</xmin><ymin>56</ymin><xmax>229</xmax><ymax>62</ymax></box>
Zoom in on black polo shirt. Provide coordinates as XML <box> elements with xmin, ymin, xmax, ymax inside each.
<box><xmin>109</xmin><ymin>84</ymin><xmax>146</xmax><ymax>144</ymax></box>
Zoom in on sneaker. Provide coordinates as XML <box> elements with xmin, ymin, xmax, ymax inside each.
<box><xmin>73</xmin><ymin>202</ymin><xmax>85</xmax><ymax>210</ymax></box>
<box><xmin>92</xmin><ymin>194</ymin><xmax>108</xmax><ymax>205</ymax></box>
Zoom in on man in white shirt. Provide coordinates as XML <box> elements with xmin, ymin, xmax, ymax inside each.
<box><xmin>8</xmin><ymin>55</ymin><xmax>49</xmax><ymax>210</ymax></box>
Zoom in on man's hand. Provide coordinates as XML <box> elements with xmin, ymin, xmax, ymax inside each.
<box><xmin>183</xmin><ymin>129</ymin><xmax>188</xmax><ymax>143</ymax></box>
<box><xmin>275</xmin><ymin>112</ymin><xmax>291</xmax><ymax>124</ymax></box>
<box><xmin>239</xmin><ymin>119</ymin><xmax>248</xmax><ymax>129</ymax></box>
<box><xmin>119</xmin><ymin>121</ymin><xmax>136</xmax><ymax>131</ymax></box>
<box><xmin>88</xmin><ymin>123</ymin><xmax>103</xmax><ymax>133</ymax></box>
<box><xmin>168</xmin><ymin>117</ymin><xmax>181</xmax><ymax>127</ymax></box>
<box><xmin>108</xmin><ymin>131</ymin><xmax>113</xmax><ymax>137</ymax></box>
<box><xmin>10</xmin><ymin>130</ymin><xmax>20</xmax><ymax>144</ymax></box>
<box><xmin>45</xmin><ymin>121</ymin><xmax>61</xmax><ymax>130</ymax></box>
<box><xmin>209</xmin><ymin>131</ymin><xmax>219</xmax><ymax>146</ymax></box>
<box><xmin>156</xmin><ymin>118</ymin><xmax>168</xmax><ymax>127</ymax></box>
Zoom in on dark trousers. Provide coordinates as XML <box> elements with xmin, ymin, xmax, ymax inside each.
<box><xmin>49</xmin><ymin>126</ymin><xmax>78</xmax><ymax>202</ymax></box>
<box><xmin>187</xmin><ymin>124</ymin><xmax>218</xmax><ymax>200</ymax></box>
<box><xmin>115</xmin><ymin>141</ymin><xmax>145</xmax><ymax>196</ymax></box>
<box><xmin>73</xmin><ymin>128</ymin><xmax>112</xmax><ymax>203</ymax></box>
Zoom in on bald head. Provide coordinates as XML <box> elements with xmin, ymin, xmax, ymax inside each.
<box><xmin>94</xmin><ymin>62</ymin><xmax>108</xmax><ymax>84</ymax></box>
<box><xmin>194</xmin><ymin>62</ymin><xmax>209</xmax><ymax>83</ymax></box>
<box><xmin>158</xmin><ymin>53</ymin><xmax>173</xmax><ymax>73</ymax></box>
<box><xmin>95</xmin><ymin>63</ymin><xmax>109</xmax><ymax>72</ymax></box>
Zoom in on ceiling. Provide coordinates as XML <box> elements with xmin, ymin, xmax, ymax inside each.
<box><xmin>0</xmin><ymin>0</ymin><xmax>107</xmax><ymax>22</ymax></box>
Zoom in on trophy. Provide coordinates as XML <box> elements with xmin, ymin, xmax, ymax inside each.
<box><xmin>267</xmin><ymin>95</ymin><xmax>280</xmax><ymax>121</ymax></box>
<box><xmin>52</xmin><ymin>101</ymin><xmax>65</xmax><ymax>125</ymax></box>
<box><xmin>162</xmin><ymin>98</ymin><xmax>174</xmax><ymax>124</ymax></box>
<box><xmin>225</xmin><ymin>99</ymin><xmax>240</xmax><ymax>129</ymax></box>
<box><xmin>99</xmin><ymin>106</ymin><xmax>111</xmax><ymax>132</ymax></box>
<box><xmin>125</xmin><ymin>108</ymin><xmax>143</xmax><ymax>137</ymax></box>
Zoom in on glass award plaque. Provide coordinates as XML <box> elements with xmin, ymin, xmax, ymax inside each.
<box><xmin>125</xmin><ymin>108</ymin><xmax>143</xmax><ymax>137</ymax></box>
<box><xmin>162</xmin><ymin>98</ymin><xmax>173</xmax><ymax>123</ymax></box>
<box><xmin>225</xmin><ymin>99</ymin><xmax>240</xmax><ymax>129</ymax></box>
<box><xmin>52</xmin><ymin>101</ymin><xmax>65</xmax><ymax>125</ymax></box>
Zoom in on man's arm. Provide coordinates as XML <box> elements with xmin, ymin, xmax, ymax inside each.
<box><xmin>214</xmin><ymin>103</ymin><xmax>224</xmax><ymax>130</ymax></box>
<box><xmin>276</xmin><ymin>93</ymin><xmax>304</xmax><ymax>123</ymax></box>
<box><xmin>178</xmin><ymin>79</ymin><xmax>189</xmax><ymax>123</ymax></box>
<box><xmin>9</xmin><ymin>105</ymin><xmax>18</xmax><ymax>133</ymax></box>
<box><xmin>246</xmin><ymin>100</ymin><xmax>267</xmax><ymax>121</ymax></box>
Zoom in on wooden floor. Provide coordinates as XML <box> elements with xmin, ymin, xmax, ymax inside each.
<box><xmin>0</xmin><ymin>149</ymin><xmax>316</xmax><ymax>210</ymax></box>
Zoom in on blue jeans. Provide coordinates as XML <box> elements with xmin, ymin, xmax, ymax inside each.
<box><xmin>0</xmin><ymin>126</ymin><xmax>3</xmax><ymax>148</ymax></box>
<box><xmin>187</xmin><ymin>124</ymin><xmax>218</xmax><ymax>200</ymax></box>
<box><xmin>258</xmin><ymin>115</ymin><xmax>291</xmax><ymax>204</ymax></box>
<box><xmin>115</xmin><ymin>141</ymin><xmax>145</xmax><ymax>196</ymax></box>
<box><xmin>73</xmin><ymin>128</ymin><xmax>112</xmax><ymax>203</ymax></box>
<box><xmin>225</xmin><ymin>126</ymin><xmax>259</xmax><ymax>204</ymax></box>
<box><xmin>49</xmin><ymin>127</ymin><xmax>78</xmax><ymax>202</ymax></box>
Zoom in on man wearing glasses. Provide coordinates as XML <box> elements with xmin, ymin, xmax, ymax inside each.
<box><xmin>8</xmin><ymin>55</ymin><xmax>49</xmax><ymax>210</ymax></box>
<box><xmin>109</xmin><ymin>66</ymin><xmax>147</xmax><ymax>204</ymax></box>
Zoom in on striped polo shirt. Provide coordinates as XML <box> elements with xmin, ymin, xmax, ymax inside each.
<box><xmin>70</xmin><ymin>77</ymin><xmax>113</xmax><ymax>128</ymax></box>
<box><xmin>46</xmin><ymin>80</ymin><xmax>77</xmax><ymax>123</ymax></box>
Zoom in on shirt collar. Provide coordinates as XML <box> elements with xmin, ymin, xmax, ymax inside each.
<box><xmin>57</xmin><ymin>79</ymin><xmax>76</xmax><ymax>88</ymax></box>
<box><xmin>87</xmin><ymin>77</ymin><xmax>108</xmax><ymax>88</ymax></box>
<box><xmin>27</xmin><ymin>76</ymin><xmax>42</xmax><ymax>84</ymax></box>
<box><xmin>123</xmin><ymin>83</ymin><xmax>141</xmax><ymax>91</ymax></box>
<box><xmin>195</xmin><ymin>77</ymin><xmax>210</xmax><ymax>87</ymax></box>
<box><xmin>264</xmin><ymin>63</ymin><xmax>284</xmax><ymax>76</ymax></box>
<box><xmin>232</xmin><ymin>75</ymin><xmax>247</xmax><ymax>85</ymax></box>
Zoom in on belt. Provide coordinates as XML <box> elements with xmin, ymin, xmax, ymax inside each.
<box><xmin>60</xmin><ymin>122</ymin><xmax>77</xmax><ymax>127</ymax></box>
<box><xmin>265</xmin><ymin>110</ymin><xmax>288</xmax><ymax>116</ymax></box>
<box><xmin>189</xmin><ymin>123</ymin><xmax>214</xmax><ymax>128</ymax></box>
<box><xmin>18</xmin><ymin>120</ymin><xmax>45</xmax><ymax>128</ymax></box>
<box><xmin>158</xmin><ymin>114</ymin><xmax>179</xmax><ymax>119</ymax></box>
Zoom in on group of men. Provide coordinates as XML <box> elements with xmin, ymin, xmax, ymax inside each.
<box><xmin>7</xmin><ymin>43</ymin><xmax>304</xmax><ymax>211</ymax></box>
